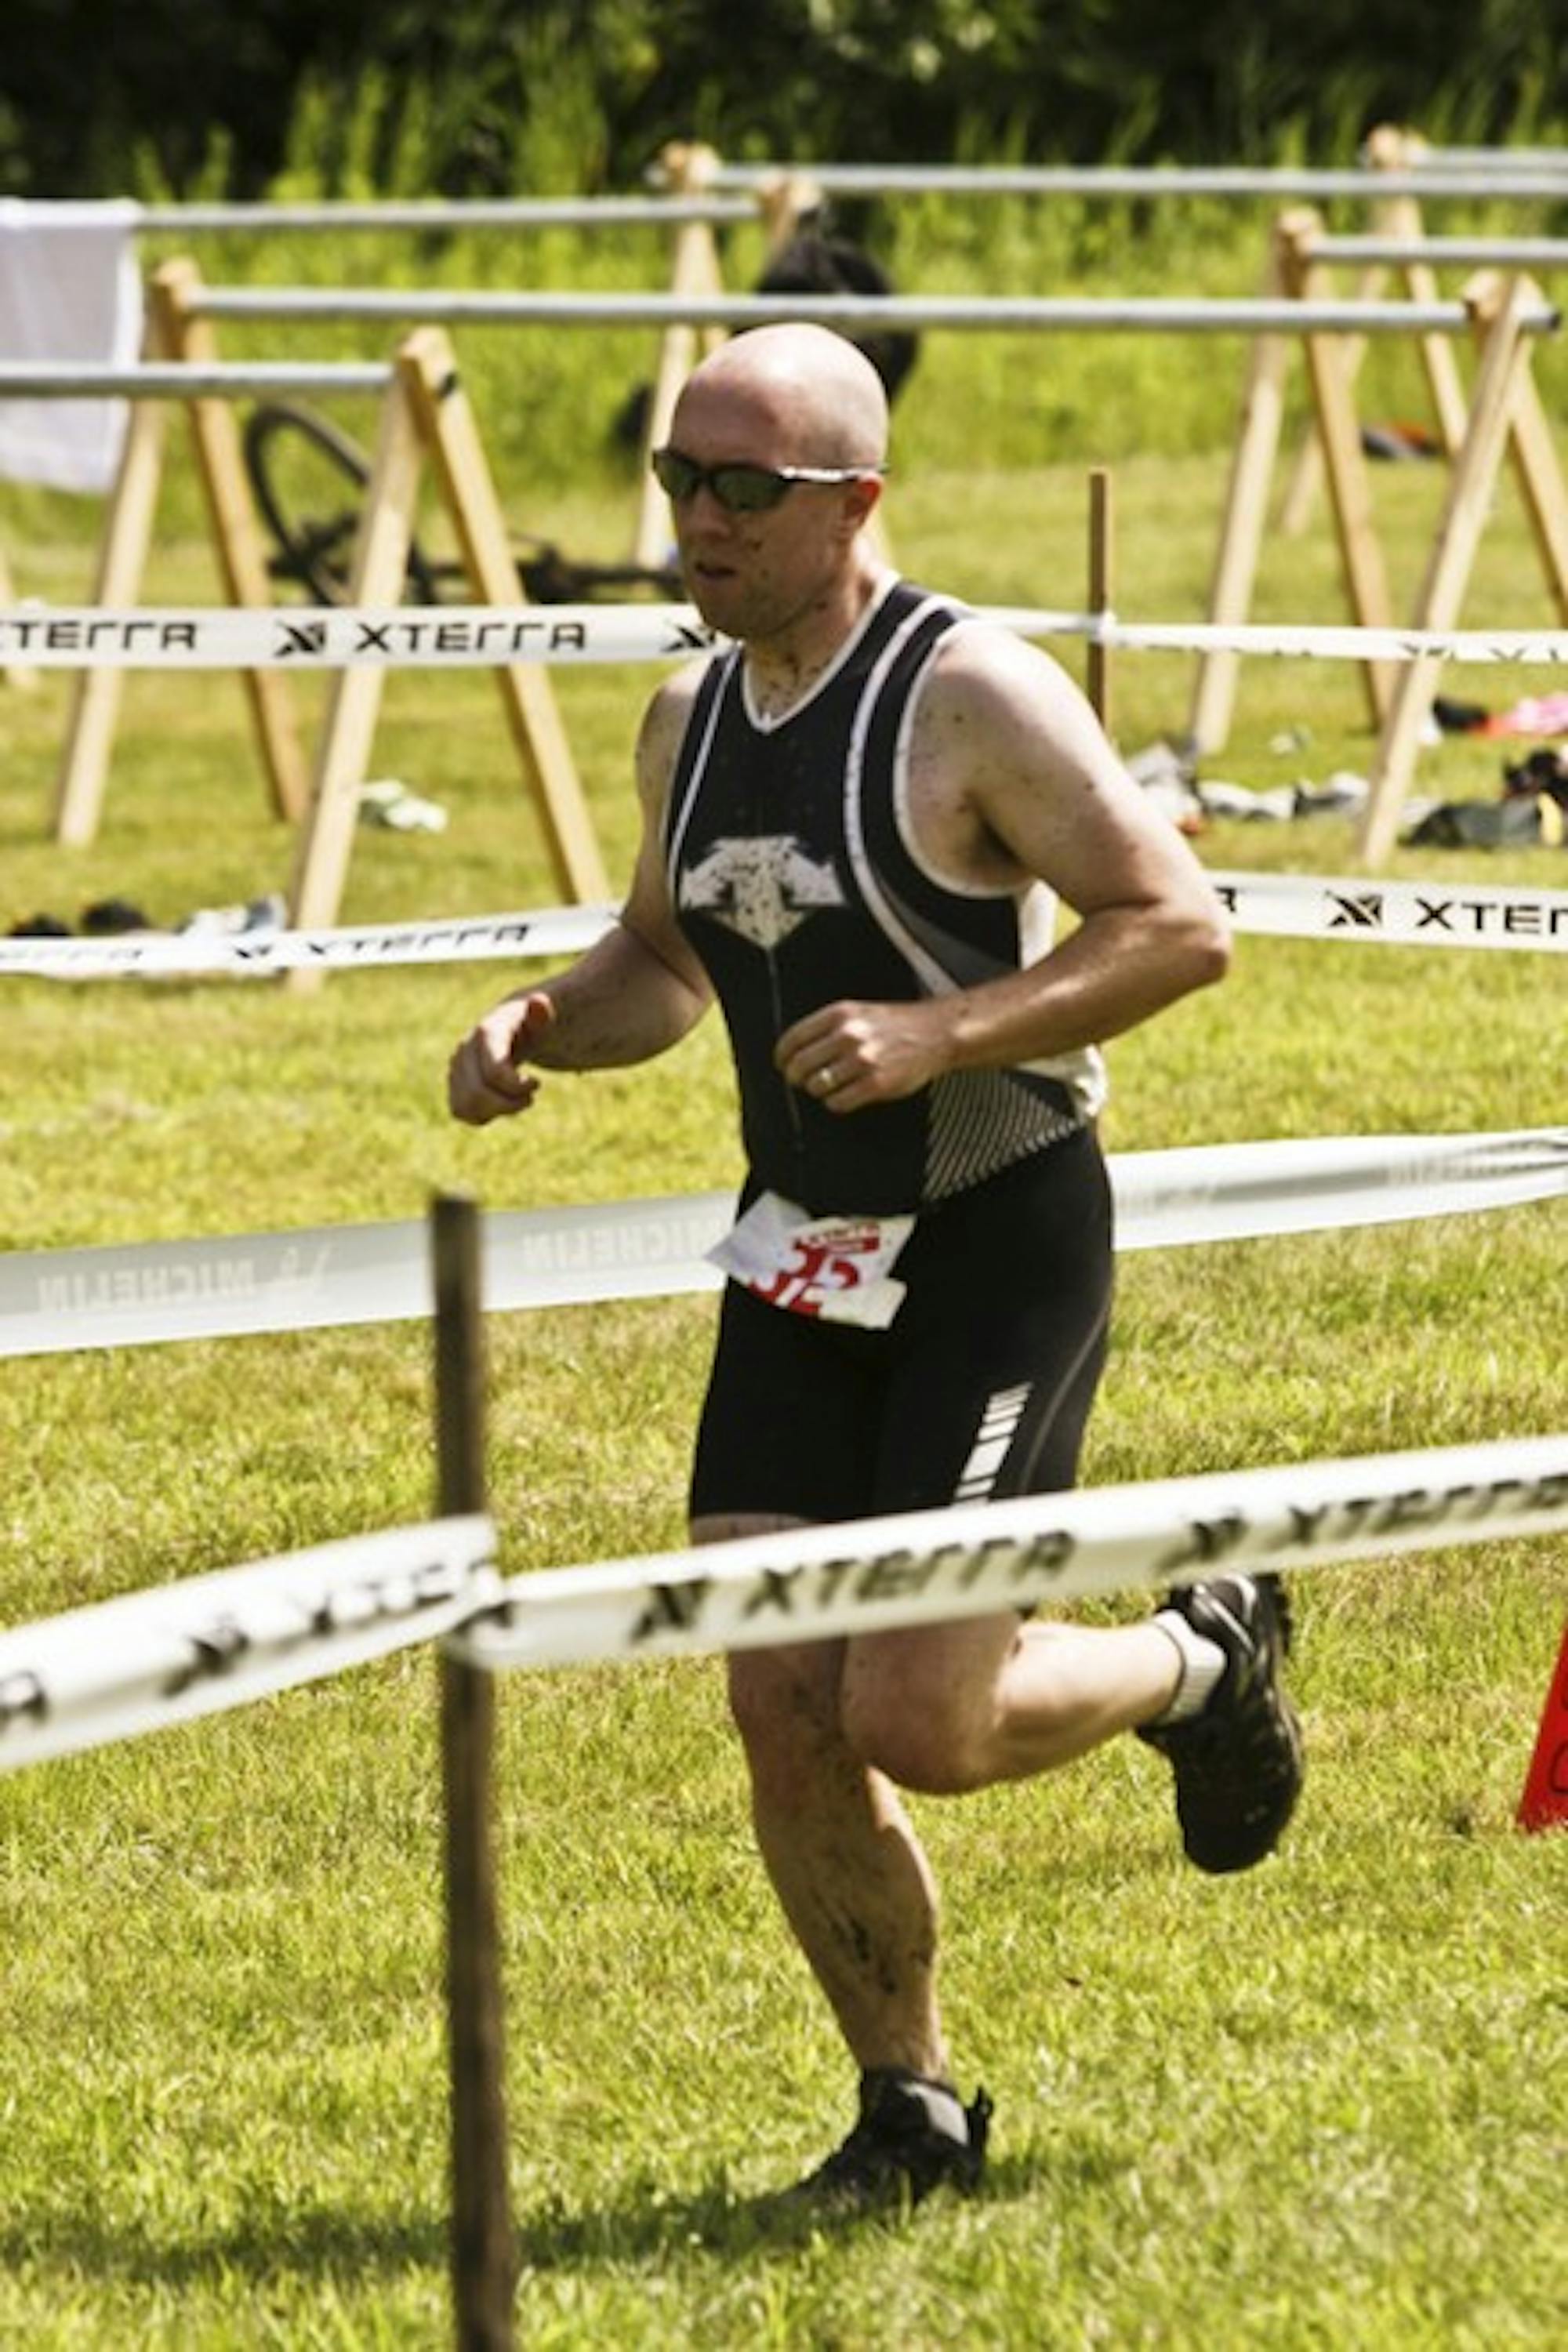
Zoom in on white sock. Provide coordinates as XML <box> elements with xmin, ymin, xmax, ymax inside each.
<box><xmin>1149</xmin><ymin>1609</ymin><xmax>1227</xmax><ymax>1724</ymax></box>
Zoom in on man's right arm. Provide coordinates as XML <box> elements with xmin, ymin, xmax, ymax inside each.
<box><xmin>447</xmin><ymin>671</ymin><xmax>713</xmax><ymax>1127</ymax></box>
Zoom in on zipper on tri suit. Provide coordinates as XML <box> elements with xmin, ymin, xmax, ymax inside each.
<box><xmin>765</xmin><ymin>946</ymin><xmax>808</xmax><ymax>1195</ymax></box>
<box><xmin>752</xmin><ymin>746</ymin><xmax>808</xmax><ymax>1200</ymax></box>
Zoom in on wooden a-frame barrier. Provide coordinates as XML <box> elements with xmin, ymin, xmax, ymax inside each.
<box><xmin>271</xmin><ymin>307</ymin><xmax>609</xmax><ymax>939</ymax></box>
<box><xmin>53</xmin><ymin>256</ymin><xmax>607</xmax><ymax>927</ymax></box>
<box><xmin>53</xmin><ymin>260</ymin><xmax>313</xmax><ymax>844</ymax></box>
<box><xmin>1188</xmin><ymin>229</ymin><xmax>1568</xmax><ymax>793</ymax></box>
<box><xmin>1358</xmin><ymin>266</ymin><xmax>1568</xmax><ymax>862</ymax></box>
<box><xmin>1270</xmin><ymin>123</ymin><xmax>1568</xmax><ymax>533</ymax></box>
<box><xmin>1272</xmin><ymin>124</ymin><xmax>1474</xmax><ymax>535</ymax></box>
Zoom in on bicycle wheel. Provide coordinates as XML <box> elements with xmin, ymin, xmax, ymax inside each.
<box><xmin>241</xmin><ymin>402</ymin><xmax>444</xmax><ymax>606</ymax></box>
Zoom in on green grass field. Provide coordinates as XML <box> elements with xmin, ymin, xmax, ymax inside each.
<box><xmin>2</xmin><ymin>246</ymin><xmax>1566</xmax><ymax>2347</ymax></box>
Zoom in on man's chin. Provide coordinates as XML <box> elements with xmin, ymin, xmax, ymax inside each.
<box><xmin>686</xmin><ymin>576</ymin><xmax>751</xmax><ymax>635</ymax></box>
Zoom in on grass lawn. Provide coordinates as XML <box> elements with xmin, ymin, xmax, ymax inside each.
<box><xmin>1</xmin><ymin>348</ymin><xmax>1566</xmax><ymax>2347</ymax></box>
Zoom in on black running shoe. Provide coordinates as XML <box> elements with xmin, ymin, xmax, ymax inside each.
<box><xmin>785</xmin><ymin>2068</ymin><xmax>992</xmax><ymax>2212</ymax></box>
<box><xmin>1139</xmin><ymin>1573</ymin><xmax>1304</xmax><ymax>1875</ymax></box>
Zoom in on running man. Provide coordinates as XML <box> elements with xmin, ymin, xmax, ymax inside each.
<box><xmin>448</xmin><ymin>322</ymin><xmax>1304</xmax><ymax>2209</ymax></box>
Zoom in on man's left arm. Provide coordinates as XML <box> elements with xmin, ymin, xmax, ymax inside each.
<box><xmin>775</xmin><ymin>626</ymin><xmax>1229</xmax><ymax>1112</ymax></box>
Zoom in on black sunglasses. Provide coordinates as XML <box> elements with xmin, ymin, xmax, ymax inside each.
<box><xmin>652</xmin><ymin>446</ymin><xmax>882</xmax><ymax>514</ymax></box>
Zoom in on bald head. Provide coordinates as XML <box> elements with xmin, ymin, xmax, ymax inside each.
<box><xmin>672</xmin><ymin>324</ymin><xmax>889</xmax><ymax>471</ymax></box>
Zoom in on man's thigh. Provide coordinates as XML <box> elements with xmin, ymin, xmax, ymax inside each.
<box><xmin>871</xmin><ymin>1135</ymin><xmax>1113</xmax><ymax>1513</ymax></box>
<box><xmin>689</xmin><ymin>1281</ymin><xmax>887</xmax><ymax>1524</ymax></box>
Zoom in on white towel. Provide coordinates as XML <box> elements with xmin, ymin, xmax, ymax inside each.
<box><xmin>0</xmin><ymin>199</ymin><xmax>144</xmax><ymax>494</ymax></box>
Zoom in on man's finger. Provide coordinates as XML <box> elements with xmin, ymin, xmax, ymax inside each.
<box><xmin>774</xmin><ymin>1002</ymin><xmax>846</xmax><ymax>1065</ymax></box>
<box><xmin>509</xmin><ymin>991</ymin><xmax>557</xmax><ymax>1063</ymax></box>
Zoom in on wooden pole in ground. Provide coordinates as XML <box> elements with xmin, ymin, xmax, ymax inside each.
<box><xmin>433</xmin><ymin>1192</ymin><xmax>515</xmax><ymax>2352</ymax></box>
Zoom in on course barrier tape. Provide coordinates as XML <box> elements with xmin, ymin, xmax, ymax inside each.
<box><xmin>0</xmin><ymin>1516</ymin><xmax>497</xmax><ymax>1773</ymax></box>
<box><xmin>0</xmin><ymin>604</ymin><xmax>719</xmax><ymax>669</ymax></box>
<box><xmin>4</xmin><ymin>1438</ymin><xmax>1563</xmax><ymax>1773</ymax></box>
<box><xmin>0</xmin><ymin>905</ymin><xmax>618</xmax><ymax>979</ymax></box>
<box><xmin>448</xmin><ymin>1435</ymin><xmax>1568</xmax><ymax>1671</ymax></box>
<box><xmin>5</xmin><ymin>872</ymin><xmax>1568</xmax><ymax>984</ymax></box>
<box><xmin>1211</xmin><ymin>870</ymin><xmax>1568</xmax><ymax>953</ymax></box>
<box><xmin>1</xmin><ymin>1128</ymin><xmax>1562</xmax><ymax>1360</ymax></box>
<box><xmin>992</xmin><ymin>612</ymin><xmax>1568</xmax><ymax>665</ymax></box>
<box><xmin>8</xmin><ymin>601</ymin><xmax>1568</xmax><ymax>670</ymax></box>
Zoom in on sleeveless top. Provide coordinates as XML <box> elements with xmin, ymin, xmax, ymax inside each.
<box><xmin>662</xmin><ymin>576</ymin><xmax>1106</xmax><ymax>1218</ymax></box>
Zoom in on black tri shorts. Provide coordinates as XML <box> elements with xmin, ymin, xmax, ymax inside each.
<box><xmin>688</xmin><ymin>1127</ymin><xmax>1113</xmax><ymax>1526</ymax></box>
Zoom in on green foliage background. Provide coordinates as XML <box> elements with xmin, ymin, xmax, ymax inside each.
<box><xmin>1</xmin><ymin>0</ymin><xmax>1564</xmax><ymax>200</ymax></box>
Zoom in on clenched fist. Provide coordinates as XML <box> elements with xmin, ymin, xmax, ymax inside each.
<box><xmin>447</xmin><ymin>992</ymin><xmax>557</xmax><ymax>1125</ymax></box>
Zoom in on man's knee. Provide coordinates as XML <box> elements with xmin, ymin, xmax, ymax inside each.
<box><xmin>728</xmin><ymin>1636</ymin><xmax>1006</xmax><ymax>1798</ymax></box>
<box><xmin>840</xmin><ymin>1658</ymin><xmax>996</xmax><ymax>1795</ymax></box>
<box><xmin>727</xmin><ymin>1645</ymin><xmax>844</xmax><ymax>1786</ymax></box>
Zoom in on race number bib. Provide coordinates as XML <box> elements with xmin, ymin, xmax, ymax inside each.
<box><xmin>706</xmin><ymin>1190</ymin><xmax>913</xmax><ymax>1329</ymax></box>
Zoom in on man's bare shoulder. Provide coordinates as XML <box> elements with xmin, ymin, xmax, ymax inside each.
<box><xmin>913</xmin><ymin>619</ymin><xmax>1117</xmax><ymax>806</ymax></box>
<box><xmin>636</xmin><ymin>654</ymin><xmax>722</xmax><ymax>798</ymax></box>
<box><xmin>923</xmin><ymin>616</ymin><xmax>1084</xmax><ymax>729</ymax></box>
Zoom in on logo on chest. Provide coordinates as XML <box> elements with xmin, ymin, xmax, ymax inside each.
<box><xmin>679</xmin><ymin>834</ymin><xmax>848</xmax><ymax>950</ymax></box>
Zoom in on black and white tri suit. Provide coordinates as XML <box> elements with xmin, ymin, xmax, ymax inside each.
<box><xmin>666</xmin><ymin>576</ymin><xmax>1115</xmax><ymax>1526</ymax></box>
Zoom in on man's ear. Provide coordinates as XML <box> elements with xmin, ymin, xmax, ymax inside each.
<box><xmin>842</xmin><ymin>474</ymin><xmax>884</xmax><ymax>537</ymax></box>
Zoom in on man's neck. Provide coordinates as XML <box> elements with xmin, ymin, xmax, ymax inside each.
<box><xmin>743</xmin><ymin>564</ymin><xmax>892</xmax><ymax>722</ymax></box>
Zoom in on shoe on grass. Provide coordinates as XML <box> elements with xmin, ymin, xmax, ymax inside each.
<box><xmin>1139</xmin><ymin>1573</ymin><xmax>1304</xmax><ymax>1875</ymax></box>
<box><xmin>785</xmin><ymin>2067</ymin><xmax>991</xmax><ymax>2212</ymax></box>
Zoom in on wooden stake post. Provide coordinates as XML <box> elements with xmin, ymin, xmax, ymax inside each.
<box><xmin>286</xmin><ymin>323</ymin><xmax>608</xmax><ymax>959</ymax></box>
<box><xmin>432</xmin><ymin>1192</ymin><xmax>516</xmax><ymax>2351</ymax></box>
<box><xmin>53</xmin><ymin>260</ymin><xmax>311</xmax><ymax>843</ymax></box>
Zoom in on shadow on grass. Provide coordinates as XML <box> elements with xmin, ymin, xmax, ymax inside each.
<box><xmin>1</xmin><ymin>2151</ymin><xmax>1054</xmax><ymax>2292</ymax></box>
<box><xmin>0</xmin><ymin>2203</ymin><xmax>447</xmax><ymax>2290</ymax></box>
<box><xmin>515</xmin><ymin>2146</ymin><xmax>1054</xmax><ymax>2270</ymax></box>
<box><xmin>2</xmin><ymin>2154</ymin><xmax>1067</xmax><ymax>2296</ymax></box>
